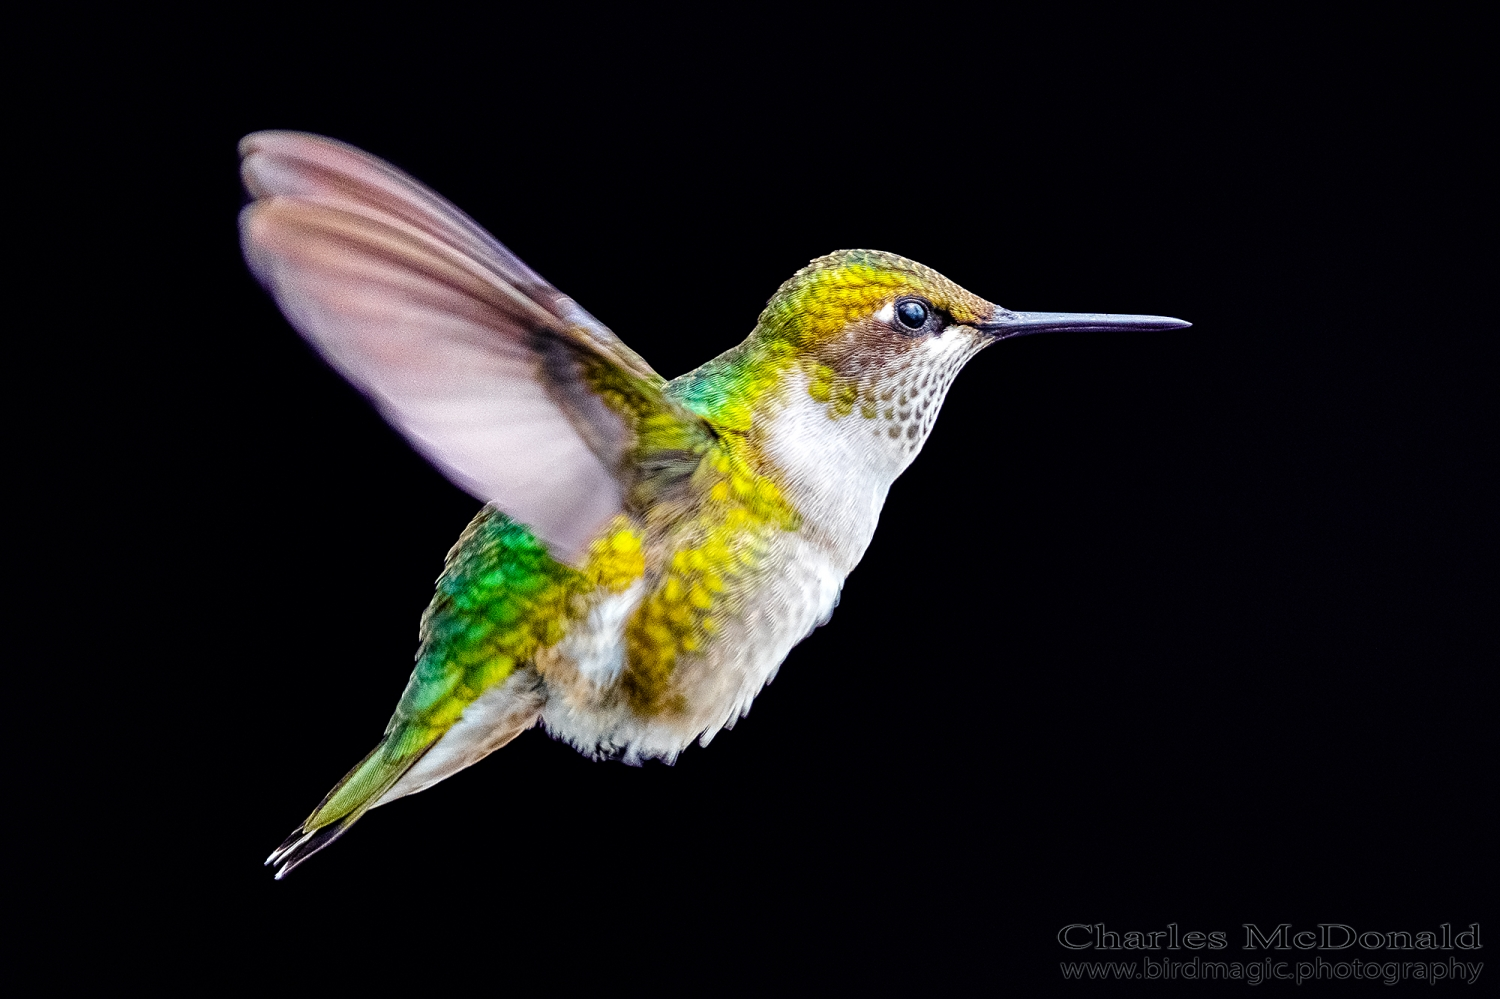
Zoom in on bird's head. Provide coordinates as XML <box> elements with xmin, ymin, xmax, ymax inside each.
<box><xmin>753</xmin><ymin>250</ymin><xmax>998</xmax><ymax>418</ymax></box>
<box><xmin>671</xmin><ymin>249</ymin><xmax>1187</xmax><ymax>491</ymax></box>
<box><xmin>664</xmin><ymin>248</ymin><xmax>1189</xmax><ymax>561</ymax></box>
<box><xmin>762</xmin><ymin>247</ymin><xmax>1189</xmax><ymax>377</ymax></box>
<box><xmin>728</xmin><ymin>249</ymin><xmax>1187</xmax><ymax>452</ymax></box>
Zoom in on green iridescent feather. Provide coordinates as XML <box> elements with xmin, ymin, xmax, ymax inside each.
<box><xmin>304</xmin><ymin>509</ymin><xmax>581</xmax><ymax>830</ymax></box>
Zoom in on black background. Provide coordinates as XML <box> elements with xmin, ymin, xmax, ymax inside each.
<box><xmin>42</xmin><ymin>9</ymin><xmax>1492</xmax><ymax>992</ymax></box>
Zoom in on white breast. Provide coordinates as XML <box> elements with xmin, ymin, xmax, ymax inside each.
<box><xmin>538</xmin><ymin>535</ymin><xmax>845</xmax><ymax>766</ymax></box>
<box><xmin>557</xmin><ymin>581</ymin><xmax>644</xmax><ymax>686</ymax></box>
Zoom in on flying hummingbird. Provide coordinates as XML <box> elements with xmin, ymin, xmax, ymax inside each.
<box><xmin>242</xmin><ymin>131</ymin><xmax>1189</xmax><ymax>877</ymax></box>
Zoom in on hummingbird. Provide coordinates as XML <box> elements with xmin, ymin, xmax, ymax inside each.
<box><xmin>242</xmin><ymin>131</ymin><xmax>1189</xmax><ymax>878</ymax></box>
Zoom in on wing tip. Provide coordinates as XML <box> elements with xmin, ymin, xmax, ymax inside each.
<box><xmin>239</xmin><ymin>129</ymin><xmax>340</xmax><ymax>159</ymax></box>
<box><xmin>239</xmin><ymin>131</ymin><xmax>371</xmax><ymax>200</ymax></box>
<box><xmin>238</xmin><ymin>131</ymin><xmax>271</xmax><ymax>159</ymax></box>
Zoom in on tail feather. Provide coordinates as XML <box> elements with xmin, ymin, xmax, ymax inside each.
<box><xmin>265</xmin><ymin>819</ymin><xmax>361</xmax><ymax>879</ymax></box>
<box><xmin>265</xmin><ymin>735</ymin><xmax>433</xmax><ymax>879</ymax></box>
<box><xmin>265</xmin><ymin>664</ymin><xmax>549</xmax><ymax>878</ymax></box>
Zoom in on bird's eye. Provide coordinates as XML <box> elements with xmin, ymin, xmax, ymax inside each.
<box><xmin>895</xmin><ymin>299</ymin><xmax>929</xmax><ymax>331</ymax></box>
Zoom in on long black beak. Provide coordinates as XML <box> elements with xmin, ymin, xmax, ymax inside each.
<box><xmin>978</xmin><ymin>310</ymin><xmax>1191</xmax><ymax>340</ymax></box>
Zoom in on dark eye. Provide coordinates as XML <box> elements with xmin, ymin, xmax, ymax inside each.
<box><xmin>895</xmin><ymin>299</ymin><xmax>928</xmax><ymax>330</ymax></box>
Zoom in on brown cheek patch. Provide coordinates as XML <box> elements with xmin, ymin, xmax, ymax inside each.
<box><xmin>801</xmin><ymin>320</ymin><xmax>923</xmax><ymax>421</ymax></box>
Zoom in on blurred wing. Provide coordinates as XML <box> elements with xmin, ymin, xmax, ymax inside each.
<box><xmin>239</xmin><ymin>131</ymin><xmax>705</xmax><ymax>563</ymax></box>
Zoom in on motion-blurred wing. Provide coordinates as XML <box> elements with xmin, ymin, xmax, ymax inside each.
<box><xmin>239</xmin><ymin>131</ymin><xmax>703</xmax><ymax>562</ymax></box>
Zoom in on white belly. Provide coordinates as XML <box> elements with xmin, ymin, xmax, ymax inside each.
<box><xmin>539</xmin><ymin>535</ymin><xmax>845</xmax><ymax>765</ymax></box>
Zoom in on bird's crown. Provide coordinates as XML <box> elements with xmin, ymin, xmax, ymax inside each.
<box><xmin>754</xmin><ymin>249</ymin><xmax>996</xmax><ymax>349</ymax></box>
